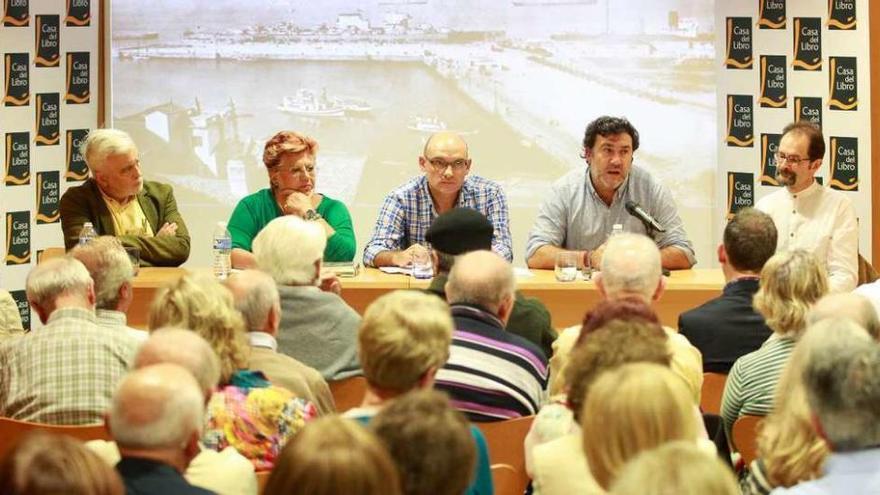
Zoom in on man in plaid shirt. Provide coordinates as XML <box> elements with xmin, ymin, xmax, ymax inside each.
<box><xmin>363</xmin><ymin>131</ymin><xmax>513</xmax><ymax>267</ymax></box>
<box><xmin>0</xmin><ymin>257</ymin><xmax>138</xmax><ymax>424</ymax></box>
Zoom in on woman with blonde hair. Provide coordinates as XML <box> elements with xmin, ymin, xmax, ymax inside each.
<box><xmin>264</xmin><ymin>416</ymin><xmax>402</xmax><ymax>495</ymax></box>
<box><xmin>149</xmin><ymin>273</ymin><xmax>317</xmax><ymax>470</ymax></box>
<box><xmin>720</xmin><ymin>250</ymin><xmax>828</xmax><ymax>436</ymax></box>
<box><xmin>581</xmin><ymin>363</ymin><xmax>698</xmax><ymax>490</ymax></box>
<box><xmin>610</xmin><ymin>441</ymin><xmax>739</xmax><ymax>495</ymax></box>
<box><xmin>228</xmin><ymin>130</ymin><xmax>356</xmax><ymax>269</ymax></box>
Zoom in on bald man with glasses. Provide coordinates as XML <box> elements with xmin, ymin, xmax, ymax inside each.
<box><xmin>363</xmin><ymin>132</ymin><xmax>512</xmax><ymax>267</ymax></box>
<box><xmin>756</xmin><ymin>121</ymin><xmax>859</xmax><ymax>292</ymax></box>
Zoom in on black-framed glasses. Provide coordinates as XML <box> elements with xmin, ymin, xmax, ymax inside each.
<box><xmin>425</xmin><ymin>157</ymin><xmax>469</xmax><ymax>172</ymax></box>
<box><xmin>773</xmin><ymin>152</ymin><xmax>812</xmax><ymax>165</ymax></box>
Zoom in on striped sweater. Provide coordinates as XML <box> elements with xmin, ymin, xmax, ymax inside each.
<box><xmin>435</xmin><ymin>304</ymin><xmax>549</xmax><ymax>422</ymax></box>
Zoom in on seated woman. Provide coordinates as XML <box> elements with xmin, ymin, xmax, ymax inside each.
<box><xmin>148</xmin><ymin>273</ymin><xmax>317</xmax><ymax>470</ymax></box>
<box><xmin>228</xmin><ymin>131</ymin><xmax>356</xmax><ymax>268</ymax></box>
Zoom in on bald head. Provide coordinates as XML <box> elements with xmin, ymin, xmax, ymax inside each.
<box><xmin>446</xmin><ymin>250</ymin><xmax>515</xmax><ymax>315</ymax></box>
<box><xmin>809</xmin><ymin>293</ymin><xmax>880</xmax><ymax>340</ymax></box>
<box><xmin>225</xmin><ymin>269</ymin><xmax>280</xmax><ymax>332</ymax></box>
<box><xmin>598</xmin><ymin>233</ymin><xmax>663</xmax><ymax>302</ymax></box>
<box><xmin>109</xmin><ymin>363</ymin><xmax>204</xmax><ymax>451</ymax></box>
<box><xmin>423</xmin><ymin>132</ymin><xmax>469</xmax><ymax>159</ymax></box>
<box><xmin>135</xmin><ymin>328</ymin><xmax>221</xmax><ymax>398</ymax></box>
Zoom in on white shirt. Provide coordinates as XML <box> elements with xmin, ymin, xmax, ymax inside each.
<box><xmin>756</xmin><ymin>180</ymin><xmax>858</xmax><ymax>293</ymax></box>
<box><xmin>854</xmin><ymin>281</ymin><xmax>880</xmax><ymax>320</ymax></box>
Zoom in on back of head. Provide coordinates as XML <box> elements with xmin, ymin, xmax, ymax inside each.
<box><xmin>253</xmin><ymin>216</ymin><xmax>326</xmax><ymax>286</ymax></box>
<box><xmin>359</xmin><ymin>291</ymin><xmax>453</xmax><ymax>393</ymax></box>
<box><xmin>109</xmin><ymin>363</ymin><xmax>205</xmax><ymax>452</ymax></box>
<box><xmin>69</xmin><ymin>236</ymin><xmax>134</xmax><ymax>310</ymax></box>
<box><xmin>135</xmin><ymin>327</ymin><xmax>221</xmax><ymax>398</ymax></box>
<box><xmin>425</xmin><ymin>208</ymin><xmax>493</xmax><ymax>273</ymax></box>
<box><xmin>445</xmin><ymin>250</ymin><xmax>515</xmax><ymax>312</ymax></box>
<box><xmin>754</xmin><ymin>250</ymin><xmax>829</xmax><ymax>336</ymax></box>
<box><xmin>265</xmin><ymin>416</ymin><xmax>401</xmax><ymax>495</ymax></box>
<box><xmin>803</xmin><ymin>326</ymin><xmax>880</xmax><ymax>451</ymax></box>
<box><xmin>81</xmin><ymin>128</ymin><xmax>137</xmax><ymax>174</ymax></box>
<box><xmin>581</xmin><ymin>363</ymin><xmax>696</xmax><ymax>489</ymax></box>
<box><xmin>609</xmin><ymin>441</ymin><xmax>739</xmax><ymax>495</ymax></box>
<box><xmin>372</xmin><ymin>389</ymin><xmax>476</xmax><ymax>495</ymax></box>
<box><xmin>723</xmin><ymin>208</ymin><xmax>777</xmax><ymax>273</ymax></box>
<box><xmin>225</xmin><ymin>269</ymin><xmax>280</xmax><ymax>332</ymax></box>
<box><xmin>566</xmin><ymin>320</ymin><xmax>670</xmax><ymax>422</ymax></box>
<box><xmin>599</xmin><ymin>234</ymin><xmax>661</xmax><ymax>301</ymax></box>
<box><xmin>26</xmin><ymin>257</ymin><xmax>92</xmax><ymax>309</ymax></box>
<box><xmin>0</xmin><ymin>432</ymin><xmax>124</xmax><ymax>495</ymax></box>
<box><xmin>578</xmin><ymin>298</ymin><xmax>660</xmax><ymax>345</ymax></box>
<box><xmin>808</xmin><ymin>293</ymin><xmax>880</xmax><ymax>340</ymax></box>
<box><xmin>147</xmin><ymin>274</ymin><xmax>247</xmax><ymax>385</ymax></box>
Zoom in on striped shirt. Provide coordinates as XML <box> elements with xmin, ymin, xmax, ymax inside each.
<box><xmin>720</xmin><ymin>333</ymin><xmax>796</xmax><ymax>436</ymax></box>
<box><xmin>362</xmin><ymin>175</ymin><xmax>513</xmax><ymax>265</ymax></box>
<box><xmin>435</xmin><ymin>304</ymin><xmax>549</xmax><ymax>422</ymax></box>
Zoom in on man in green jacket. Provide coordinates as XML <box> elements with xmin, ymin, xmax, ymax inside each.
<box><xmin>60</xmin><ymin>129</ymin><xmax>190</xmax><ymax>267</ymax></box>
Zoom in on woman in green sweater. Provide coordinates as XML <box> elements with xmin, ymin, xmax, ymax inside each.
<box><xmin>228</xmin><ymin>131</ymin><xmax>356</xmax><ymax>268</ymax></box>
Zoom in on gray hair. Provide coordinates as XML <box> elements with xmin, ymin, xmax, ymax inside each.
<box><xmin>80</xmin><ymin>128</ymin><xmax>138</xmax><ymax>174</ymax></box>
<box><xmin>446</xmin><ymin>250</ymin><xmax>515</xmax><ymax>312</ymax></box>
<box><xmin>599</xmin><ymin>233</ymin><xmax>662</xmax><ymax>300</ymax></box>
<box><xmin>69</xmin><ymin>236</ymin><xmax>134</xmax><ymax>310</ymax></box>
<box><xmin>808</xmin><ymin>293</ymin><xmax>880</xmax><ymax>340</ymax></box>
<box><xmin>109</xmin><ymin>363</ymin><xmax>205</xmax><ymax>450</ymax></box>
<box><xmin>26</xmin><ymin>257</ymin><xmax>93</xmax><ymax>308</ymax></box>
<box><xmin>135</xmin><ymin>327</ymin><xmax>221</xmax><ymax>398</ymax></box>
<box><xmin>225</xmin><ymin>270</ymin><xmax>280</xmax><ymax>332</ymax></box>
<box><xmin>803</xmin><ymin>321</ymin><xmax>880</xmax><ymax>451</ymax></box>
<box><xmin>253</xmin><ymin>216</ymin><xmax>326</xmax><ymax>286</ymax></box>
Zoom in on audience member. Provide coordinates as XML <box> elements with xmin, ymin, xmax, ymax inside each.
<box><xmin>434</xmin><ymin>250</ymin><xmax>548</xmax><ymax>421</ymax></box>
<box><xmin>225</xmin><ymin>269</ymin><xmax>335</xmax><ymax>415</ymax></box>
<box><xmin>721</xmin><ymin>249</ymin><xmax>828</xmax><ymax>436</ymax></box>
<box><xmin>87</xmin><ymin>329</ymin><xmax>257</xmax><ymax>495</ymax></box>
<box><xmin>807</xmin><ymin>292</ymin><xmax>880</xmax><ymax>339</ymax></box>
<box><xmin>853</xmin><ymin>278</ymin><xmax>880</xmax><ymax>320</ymax></box>
<box><xmin>372</xmin><ymin>389</ymin><xmax>476</xmax><ymax>495</ymax></box>
<box><xmin>742</xmin><ymin>319</ymin><xmax>872</xmax><ymax>495</ymax></box>
<box><xmin>149</xmin><ymin>274</ymin><xmax>316</xmax><ymax>470</ymax></box>
<box><xmin>347</xmin><ymin>290</ymin><xmax>492</xmax><ymax>495</ymax></box>
<box><xmin>70</xmin><ymin>235</ymin><xmax>148</xmax><ymax>342</ymax></box>
<box><xmin>264</xmin><ymin>416</ymin><xmax>402</xmax><ymax>495</ymax></box>
<box><xmin>581</xmin><ymin>363</ymin><xmax>699</xmax><ymax>490</ymax></box>
<box><xmin>253</xmin><ymin>215</ymin><xmax>361</xmax><ymax>380</ymax></box>
<box><xmin>610</xmin><ymin>441</ymin><xmax>739</xmax><ymax>495</ymax></box>
<box><xmin>678</xmin><ymin>208</ymin><xmax>776</xmax><ymax>372</ymax></box>
<box><xmin>0</xmin><ymin>288</ymin><xmax>24</xmax><ymax>340</ymax></box>
<box><xmin>110</xmin><ymin>363</ymin><xmax>214</xmax><ymax>494</ymax></box>
<box><xmin>773</xmin><ymin>327</ymin><xmax>880</xmax><ymax>493</ymax></box>
<box><xmin>424</xmin><ymin>207</ymin><xmax>556</xmax><ymax>357</ymax></box>
<box><xmin>0</xmin><ymin>257</ymin><xmax>137</xmax><ymax>424</ymax></box>
<box><xmin>0</xmin><ymin>432</ymin><xmax>124</xmax><ymax>495</ymax></box>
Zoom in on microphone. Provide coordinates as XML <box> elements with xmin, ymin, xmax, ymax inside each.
<box><xmin>625</xmin><ymin>200</ymin><xmax>666</xmax><ymax>233</ymax></box>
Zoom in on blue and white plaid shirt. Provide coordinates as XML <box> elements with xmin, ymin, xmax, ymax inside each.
<box><xmin>363</xmin><ymin>175</ymin><xmax>513</xmax><ymax>266</ymax></box>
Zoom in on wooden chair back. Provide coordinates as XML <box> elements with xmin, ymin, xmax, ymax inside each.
<box><xmin>328</xmin><ymin>376</ymin><xmax>368</xmax><ymax>413</ymax></box>
<box><xmin>700</xmin><ymin>372</ymin><xmax>728</xmax><ymax>415</ymax></box>
<box><xmin>256</xmin><ymin>470</ymin><xmax>271</xmax><ymax>495</ymax></box>
<box><xmin>475</xmin><ymin>416</ymin><xmax>535</xmax><ymax>495</ymax></box>
<box><xmin>38</xmin><ymin>247</ymin><xmax>66</xmax><ymax>264</ymax></box>
<box><xmin>490</xmin><ymin>463</ymin><xmax>520</xmax><ymax>495</ymax></box>
<box><xmin>0</xmin><ymin>417</ymin><xmax>111</xmax><ymax>464</ymax></box>
<box><xmin>858</xmin><ymin>253</ymin><xmax>878</xmax><ymax>285</ymax></box>
<box><xmin>731</xmin><ymin>414</ymin><xmax>764</xmax><ymax>466</ymax></box>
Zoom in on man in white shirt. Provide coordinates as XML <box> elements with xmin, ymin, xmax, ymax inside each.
<box><xmin>756</xmin><ymin>121</ymin><xmax>858</xmax><ymax>293</ymax></box>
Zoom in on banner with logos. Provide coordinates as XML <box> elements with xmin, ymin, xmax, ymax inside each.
<box><xmin>0</xmin><ymin>0</ymin><xmax>98</xmax><ymax>329</ymax></box>
<box><xmin>716</xmin><ymin>0</ymin><xmax>872</xmax><ymax>260</ymax></box>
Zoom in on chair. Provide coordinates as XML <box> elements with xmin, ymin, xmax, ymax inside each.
<box><xmin>700</xmin><ymin>372</ymin><xmax>728</xmax><ymax>415</ymax></box>
<box><xmin>858</xmin><ymin>253</ymin><xmax>878</xmax><ymax>285</ymax></box>
<box><xmin>328</xmin><ymin>376</ymin><xmax>368</xmax><ymax>413</ymax></box>
<box><xmin>37</xmin><ymin>247</ymin><xmax>66</xmax><ymax>264</ymax></box>
<box><xmin>731</xmin><ymin>415</ymin><xmax>764</xmax><ymax>466</ymax></box>
<box><xmin>0</xmin><ymin>417</ymin><xmax>111</xmax><ymax>464</ymax></box>
<box><xmin>256</xmin><ymin>470</ymin><xmax>271</xmax><ymax>495</ymax></box>
<box><xmin>475</xmin><ymin>416</ymin><xmax>535</xmax><ymax>495</ymax></box>
<box><xmin>490</xmin><ymin>463</ymin><xmax>519</xmax><ymax>495</ymax></box>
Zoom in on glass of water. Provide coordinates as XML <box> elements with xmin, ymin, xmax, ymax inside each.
<box><xmin>554</xmin><ymin>251</ymin><xmax>578</xmax><ymax>282</ymax></box>
<box><xmin>411</xmin><ymin>245</ymin><xmax>434</xmax><ymax>279</ymax></box>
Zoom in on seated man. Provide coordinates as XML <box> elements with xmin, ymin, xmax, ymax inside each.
<box><xmin>678</xmin><ymin>208</ymin><xmax>776</xmax><ymax>373</ymax></box>
<box><xmin>0</xmin><ymin>257</ymin><xmax>138</xmax><ymax>424</ymax></box>
<box><xmin>363</xmin><ymin>131</ymin><xmax>512</xmax><ymax>267</ymax></box>
<box><xmin>252</xmin><ymin>216</ymin><xmax>361</xmax><ymax>380</ymax></box>
<box><xmin>434</xmin><ymin>250</ymin><xmax>549</xmax><ymax>421</ymax></box>
<box><xmin>425</xmin><ymin>207</ymin><xmax>556</xmax><ymax>357</ymax></box>
<box><xmin>60</xmin><ymin>128</ymin><xmax>190</xmax><ymax>267</ymax></box>
<box><xmin>526</xmin><ymin>116</ymin><xmax>694</xmax><ymax>271</ymax></box>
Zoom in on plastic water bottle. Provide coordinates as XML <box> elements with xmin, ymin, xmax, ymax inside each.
<box><xmin>212</xmin><ymin>222</ymin><xmax>232</xmax><ymax>280</ymax></box>
<box><xmin>78</xmin><ymin>222</ymin><xmax>97</xmax><ymax>246</ymax></box>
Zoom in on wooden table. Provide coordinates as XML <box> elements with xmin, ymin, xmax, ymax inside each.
<box><xmin>129</xmin><ymin>267</ymin><xmax>724</xmax><ymax>330</ymax></box>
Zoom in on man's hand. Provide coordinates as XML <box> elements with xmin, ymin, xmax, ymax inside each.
<box><xmin>156</xmin><ymin>222</ymin><xmax>178</xmax><ymax>237</ymax></box>
<box><xmin>319</xmin><ymin>270</ymin><xmax>341</xmax><ymax>295</ymax></box>
<box><xmin>284</xmin><ymin>192</ymin><xmax>313</xmax><ymax>218</ymax></box>
<box><xmin>391</xmin><ymin>244</ymin><xmax>429</xmax><ymax>268</ymax></box>
<box><xmin>589</xmin><ymin>241</ymin><xmax>607</xmax><ymax>269</ymax></box>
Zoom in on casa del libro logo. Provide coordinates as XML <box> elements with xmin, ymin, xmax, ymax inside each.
<box><xmin>793</xmin><ymin>18</ymin><xmax>821</xmax><ymax>71</ymax></box>
<box><xmin>5</xmin><ymin>132</ymin><xmax>30</xmax><ymax>185</ymax></box>
<box><xmin>726</xmin><ymin>95</ymin><xmax>754</xmax><ymax>147</ymax></box>
<box><xmin>758</xmin><ymin>0</ymin><xmax>786</xmax><ymax>29</ymax></box>
<box><xmin>829</xmin><ymin>56</ymin><xmax>857</xmax><ymax>111</ymax></box>
<box><xmin>725</xmin><ymin>17</ymin><xmax>752</xmax><ymax>69</ymax></box>
<box><xmin>759</xmin><ymin>55</ymin><xmax>787</xmax><ymax>108</ymax></box>
<box><xmin>727</xmin><ymin>172</ymin><xmax>754</xmax><ymax>220</ymax></box>
<box><xmin>3</xmin><ymin>53</ymin><xmax>29</xmax><ymax>106</ymax></box>
<box><xmin>829</xmin><ymin>137</ymin><xmax>858</xmax><ymax>191</ymax></box>
<box><xmin>828</xmin><ymin>0</ymin><xmax>856</xmax><ymax>30</ymax></box>
<box><xmin>2</xmin><ymin>0</ymin><xmax>29</xmax><ymax>26</ymax></box>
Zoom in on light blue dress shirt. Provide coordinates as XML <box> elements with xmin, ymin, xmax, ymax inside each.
<box><xmin>770</xmin><ymin>449</ymin><xmax>880</xmax><ymax>494</ymax></box>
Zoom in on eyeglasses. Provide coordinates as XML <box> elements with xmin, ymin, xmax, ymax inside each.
<box><xmin>773</xmin><ymin>152</ymin><xmax>813</xmax><ymax>165</ymax></box>
<box><xmin>425</xmin><ymin>157</ymin><xmax>469</xmax><ymax>172</ymax></box>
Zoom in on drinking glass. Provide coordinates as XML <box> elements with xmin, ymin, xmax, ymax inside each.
<box><xmin>411</xmin><ymin>246</ymin><xmax>433</xmax><ymax>279</ymax></box>
<box><xmin>554</xmin><ymin>251</ymin><xmax>578</xmax><ymax>282</ymax></box>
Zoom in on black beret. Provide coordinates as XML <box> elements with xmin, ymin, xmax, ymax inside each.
<box><xmin>425</xmin><ymin>207</ymin><xmax>493</xmax><ymax>255</ymax></box>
